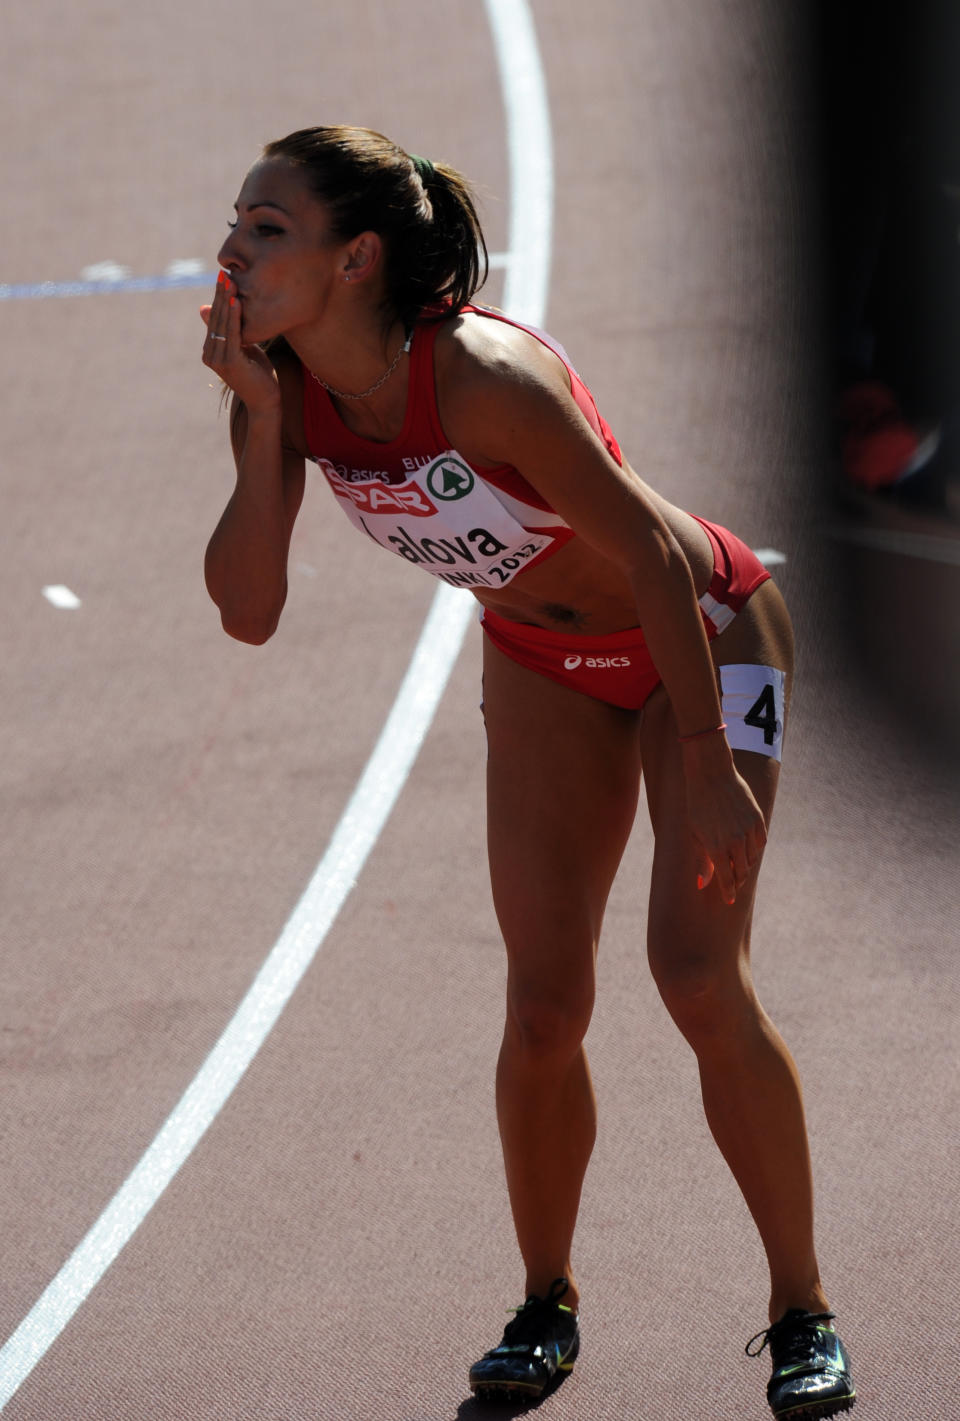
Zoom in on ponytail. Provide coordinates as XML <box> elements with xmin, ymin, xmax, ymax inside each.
<box><xmin>395</xmin><ymin>153</ymin><xmax>488</xmax><ymax>325</ymax></box>
<box><xmin>262</xmin><ymin>126</ymin><xmax>489</xmax><ymax>329</ymax></box>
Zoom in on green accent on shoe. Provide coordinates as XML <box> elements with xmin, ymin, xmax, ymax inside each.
<box><xmin>469</xmin><ymin>1277</ymin><xmax>580</xmax><ymax>1402</ymax></box>
<box><xmin>746</xmin><ymin>1309</ymin><xmax>856</xmax><ymax>1420</ymax></box>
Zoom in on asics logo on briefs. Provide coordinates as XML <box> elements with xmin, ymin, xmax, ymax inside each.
<box><xmin>426</xmin><ymin>455</ymin><xmax>475</xmax><ymax>501</ymax></box>
<box><xmin>564</xmin><ymin>654</ymin><xmax>631</xmax><ymax>671</ymax></box>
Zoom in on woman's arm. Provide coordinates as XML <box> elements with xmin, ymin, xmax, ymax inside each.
<box><xmin>444</xmin><ymin>330</ymin><xmax>766</xmax><ymax>901</ymax></box>
<box><xmin>201</xmin><ymin>276</ymin><xmax>306</xmax><ymax>644</ymax></box>
<box><xmin>204</xmin><ymin>397</ymin><xmax>306</xmax><ymax>643</ymax></box>
<box><xmin>445</xmin><ymin>338</ymin><xmax>721</xmax><ymax>726</ymax></box>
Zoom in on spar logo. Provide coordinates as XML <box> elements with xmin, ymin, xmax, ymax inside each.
<box><xmin>321</xmin><ymin>460</ymin><xmax>436</xmax><ymax>518</ymax></box>
<box><xmin>426</xmin><ymin>455</ymin><xmax>475</xmax><ymax>501</ymax></box>
<box><xmin>563</xmin><ymin>653</ymin><xmax>631</xmax><ymax>671</ymax></box>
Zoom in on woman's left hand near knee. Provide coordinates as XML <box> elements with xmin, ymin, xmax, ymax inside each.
<box><xmin>683</xmin><ymin>747</ymin><xmax>768</xmax><ymax>906</ymax></box>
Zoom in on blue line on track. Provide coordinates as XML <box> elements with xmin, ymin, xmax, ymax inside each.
<box><xmin>0</xmin><ymin>253</ymin><xmax>510</xmax><ymax>304</ymax></box>
<box><xmin>0</xmin><ymin>272</ymin><xmax>219</xmax><ymax>301</ymax></box>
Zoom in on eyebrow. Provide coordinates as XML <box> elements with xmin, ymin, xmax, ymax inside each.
<box><xmin>233</xmin><ymin>201</ymin><xmax>291</xmax><ymax>216</ymax></box>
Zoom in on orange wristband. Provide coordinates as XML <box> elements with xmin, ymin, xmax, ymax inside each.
<box><xmin>678</xmin><ymin>722</ymin><xmax>727</xmax><ymax>744</ymax></box>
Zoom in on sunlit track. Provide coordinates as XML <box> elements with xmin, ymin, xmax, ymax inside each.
<box><xmin>6</xmin><ymin>2</ymin><xmax>960</xmax><ymax>1413</ymax></box>
<box><xmin>0</xmin><ymin>0</ymin><xmax>553</xmax><ymax>1408</ymax></box>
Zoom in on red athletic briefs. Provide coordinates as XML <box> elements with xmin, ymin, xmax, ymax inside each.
<box><xmin>479</xmin><ymin>516</ymin><xmax>770</xmax><ymax>710</ymax></box>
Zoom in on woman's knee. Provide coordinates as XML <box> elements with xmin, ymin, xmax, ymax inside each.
<box><xmin>649</xmin><ymin>940</ymin><xmax>755</xmax><ymax>1045</ymax></box>
<box><xmin>504</xmin><ymin>980</ymin><xmax>595</xmax><ymax>1062</ymax></box>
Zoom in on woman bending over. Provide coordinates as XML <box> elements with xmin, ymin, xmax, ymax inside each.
<box><xmin>203</xmin><ymin>125</ymin><xmax>855</xmax><ymax>1420</ymax></box>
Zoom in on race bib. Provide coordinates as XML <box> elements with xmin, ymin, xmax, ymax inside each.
<box><xmin>314</xmin><ymin>450</ymin><xmax>557</xmax><ymax>589</ymax></box>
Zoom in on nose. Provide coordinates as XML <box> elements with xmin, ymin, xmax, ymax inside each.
<box><xmin>216</xmin><ymin>230</ymin><xmax>245</xmax><ymax>272</ymax></box>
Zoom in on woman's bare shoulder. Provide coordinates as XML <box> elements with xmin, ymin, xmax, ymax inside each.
<box><xmin>434</xmin><ymin>309</ymin><xmax>566</xmax><ymax>390</ymax></box>
<box><xmin>433</xmin><ymin>310</ymin><xmax>574</xmax><ymax>456</ymax></box>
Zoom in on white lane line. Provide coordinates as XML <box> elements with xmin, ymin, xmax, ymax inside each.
<box><xmin>164</xmin><ymin>258</ymin><xmax>207</xmax><ymax>278</ymax></box>
<box><xmin>42</xmin><ymin>585</ymin><xmax>82</xmax><ymax>609</ymax></box>
<box><xmin>485</xmin><ymin>0</ymin><xmax>553</xmax><ymax>323</ymax></box>
<box><xmin>0</xmin><ymin>591</ymin><xmax>474</xmax><ymax>1406</ymax></box>
<box><xmin>0</xmin><ymin>0</ymin><xmax>553</xmax><ymax>1407</ymax></box>
<box><xmin>827</xmin><ymin>523</ymin><xmax>960</xmax><ymax>567</ymax></box>
<box><xmin>78</xmin><ymin>261</ymin><xmax>132</xmax><ymax>283</ymax></box>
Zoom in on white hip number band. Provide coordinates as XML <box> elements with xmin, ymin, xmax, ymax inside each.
<box><xmin>720</xmin><ymin>663</ymin><xmax>786</xmax><ymax>762</ymax></box>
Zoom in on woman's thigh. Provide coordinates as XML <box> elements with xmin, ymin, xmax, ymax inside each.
<box><xmin>482</xmin><ymin>635</ymin><xmax>644</xmax><ymax>994</ymax></box>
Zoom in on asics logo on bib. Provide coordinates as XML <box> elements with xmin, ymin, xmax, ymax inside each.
<box><xmin>564</xmin><ymin>654</ymin><xmax>631</xmax><ymax>671</ymax></box>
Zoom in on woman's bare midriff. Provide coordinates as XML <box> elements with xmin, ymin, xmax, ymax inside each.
<box><xmin>472</xmin><ymin>482</ymin><xmax>716</xmax><ymax>636</ymax></box>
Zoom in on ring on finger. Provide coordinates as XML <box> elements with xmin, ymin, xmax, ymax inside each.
<box><xmin>210</xmin><ymin>333</ymin><xmax>227</xmax><ymax>342</ymax></box>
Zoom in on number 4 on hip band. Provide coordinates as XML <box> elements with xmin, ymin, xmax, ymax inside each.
<box><xmin>743</xmin><ymin>683</ymin><xmax>779</xmax><ymax>746</ymax></box>
<box><xmin>719</xmin><ymin>664</ymin><xmax>786</xmax><ymax>762</ymax></box>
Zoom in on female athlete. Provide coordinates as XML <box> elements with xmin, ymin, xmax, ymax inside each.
<box><xmin>202</xmin><ymin>126</ymin><xmax>855</xmax><ymax>1420</ymax></box>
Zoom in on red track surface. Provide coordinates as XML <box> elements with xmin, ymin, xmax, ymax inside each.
<box><xmin>2</xmin><ymin>2</ymin><xmax>957</xmax><ymax>1417</ymax></box>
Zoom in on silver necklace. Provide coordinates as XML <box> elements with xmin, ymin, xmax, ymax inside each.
<box><xmin>308</xmin><ymin>332</ymin><xmax>412</xmax><ymax>401</ymax></box>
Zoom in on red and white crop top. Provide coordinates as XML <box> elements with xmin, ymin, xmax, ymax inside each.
<box><xmin>301</xmin><ymin>304</ymin><xmax>622</xmax><ymax>591</ymax></box>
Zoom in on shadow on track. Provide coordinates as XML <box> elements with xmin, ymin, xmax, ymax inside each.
<box><xmin>452</xmin><ymin>1367</ymin><xmax>576</xmax><ymax>1418</ymax></box>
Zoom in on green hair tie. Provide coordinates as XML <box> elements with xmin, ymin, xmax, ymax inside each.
<box><xmin>410</xmin><ymin>153</ymin><xmax>435</xmax><ymax>183</ymax></box>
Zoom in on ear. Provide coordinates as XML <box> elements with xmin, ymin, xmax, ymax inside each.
<box><xmin>341</xmin><ymin>231</ymin><xmax>383</xmax><ymax>284</ymax></box>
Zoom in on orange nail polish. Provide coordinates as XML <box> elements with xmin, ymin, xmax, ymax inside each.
<box><xmin>697</xmin><ymin>875</ymin><xmax>704</xmax><ymax>891</ymax></box>
<box><xmin>230</xmin><ymin>296</ymin><xmax>236</xmax><ymax>307</ymax></box>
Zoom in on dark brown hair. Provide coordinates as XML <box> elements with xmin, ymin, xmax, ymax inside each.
<box><xmin>262</xmin><ymin>125</ymin><xmax>489</xmax><ymax>329</ymax></box>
